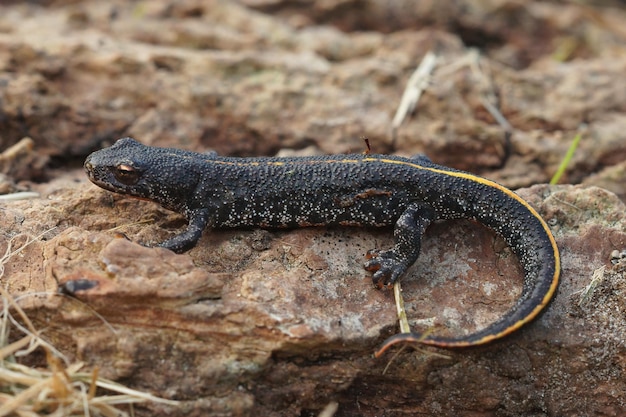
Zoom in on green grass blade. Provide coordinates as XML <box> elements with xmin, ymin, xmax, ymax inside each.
<box><xmin>550</xmin><ymin>133</ymin><xmax>582</xmax><ymax>185</ymax></box>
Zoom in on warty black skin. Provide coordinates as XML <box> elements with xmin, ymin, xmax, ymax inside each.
<box><xmin>84</xmin><ymin>137</ymin><xmax>560</xmax><ymax>351</ymax></box>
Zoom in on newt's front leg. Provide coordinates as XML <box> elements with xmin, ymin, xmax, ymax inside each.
<box><xmin>364</xmin><ymin>203</ymin><xmax>434</xmax><ymax>287</ymax></box>
<box><xmin>158</xmin><ymin>208</ymin><xmax>211</xmax><ymax>253</ymax></box>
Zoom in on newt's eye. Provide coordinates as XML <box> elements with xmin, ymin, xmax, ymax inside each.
<box><xmin>114</xmin><ymin>164</ymin><xmax>141</xmax><ymax>185</ymax></box>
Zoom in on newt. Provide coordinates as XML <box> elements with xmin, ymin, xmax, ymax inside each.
<box><xmin>84</xmin><ymin>137</ymin><xmax>560</xmax><ymax>352</ymax></box>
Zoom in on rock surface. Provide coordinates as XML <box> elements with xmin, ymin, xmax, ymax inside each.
<box><xmin>1</xmin><ymin>0</ymin><xmax>626</xmax><ymax>416</ymax></box>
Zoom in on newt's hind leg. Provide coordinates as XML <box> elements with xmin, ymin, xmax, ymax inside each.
<box><xmin>364</xmin><ymin>203</ymin><xmax>434</xmax><ymax>287</ymax></box>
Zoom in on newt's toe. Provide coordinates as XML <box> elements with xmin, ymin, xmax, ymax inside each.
<box><xmin>364</xmin><ymin>250</ymin><xmax>407</xmax><ymax>287</ymax></box>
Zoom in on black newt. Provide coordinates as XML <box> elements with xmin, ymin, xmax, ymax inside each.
<box><xmin>84</xmin><ymin>137</ymin><xmax>560</xmax><ymax>353</ymax></box>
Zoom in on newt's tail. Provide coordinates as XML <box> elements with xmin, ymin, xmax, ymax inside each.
<box><xmin>376</xmin><ymin>246</ymin><xmax>559</xmax><ymax>355</ymax></box>
<box><xmin>375</xmin><ymin>181</ymin><xmax>560</xmax><ymax>356</ymax></box>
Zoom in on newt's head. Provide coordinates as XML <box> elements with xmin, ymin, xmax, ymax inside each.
<box><xmin>84</xmin><ymin>137</ymin><xmax>200</xmax><ymax>212</ymax></box>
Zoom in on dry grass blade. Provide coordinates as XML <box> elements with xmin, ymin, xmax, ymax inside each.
<box><xmin>0</xmin><ymin>377</ymin><xmax>52</xmax><ymax>417</ymax></box>
<box><xmin>75</xmin><ymin>377</ymin><xmax>179</xmax><ymax>406</ymax></box>
<box><xmin>0</xmin><ymin>192</ymin><xmax>40</xmax><ymax>202</ymax></box>
<box><xmin>0</xmin><ymin>335</ymin><xmax>32</xmax><ymax>361</ymax></box>
<box><xmin>0</xmin><ymin>365</ymin><xmax>45</xmax><ymax>387</ymax></box>
<box><xmin>393</xmin><ymin>281</ymin><xmax>410</xmax><ymax>334</ymax></box>
<box><xmin>391</xmin><ymin>51</ymin><xmax>437</xmax><ymax>144</ymax></box>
